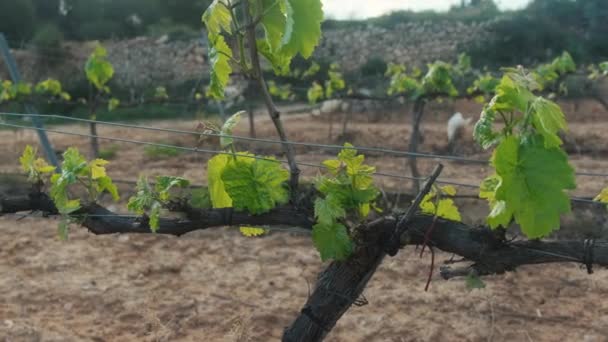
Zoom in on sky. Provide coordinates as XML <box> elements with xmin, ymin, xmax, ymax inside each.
<box><xmin>322</xmin><ymin>0</ymin><xmax>532</xmax><ymax>20</ymax></box>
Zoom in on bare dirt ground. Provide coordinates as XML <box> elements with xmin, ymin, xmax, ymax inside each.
<box><xmin>1</xmin><ymin>98</ymin><xmax>608</xmax><ymax>341</ymax></box>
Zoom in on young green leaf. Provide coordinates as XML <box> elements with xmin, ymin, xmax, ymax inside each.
<box><xmin>279</xmin><ymin>0</ymin><xmax>324</xmax><ymax>59</ymax></box>
<box><xmin>208</xmin><ymin>154</ymin><xmax>234</xmax><ymax>208</ymax></box>
<box><xmin>529</xmin><ymin>97</ymin><xmax>568</xmax><ymax>149</ymax></box>
<box><xmin>490</xmin><ymin>135</ymin><xmax>575</xmax><ymax>238</ymax></box>
<box><xmin>240</xmin><ymin>226</ymin><xmax>268</xmax><ymax>237</ymax></box>
<box><xmin>89</xmin><ymin>159</ymin><xmax>109</xmax><ymax>179</ymax></box>
<box><xmin>127</xmin><ymin>176</ymin><xmax>155</xmax><ymax>215</ymax></box>
<box><xmin>314</xmin><ymin>195</ymin><xmax>346</xmax><ymax>225</ymax></box>
<box><xmin>96</xmin><ymin>176</ymin><xmax>120</xmax><ymax>201</ymax></box>
<box><xmin>312</xmin><ymin>222</ymin><xmax>352</xmax><ymax>261</ymax></box>
<box><xmin>85</xmin><ymin>44</ymin><xmax>114</xmax><ymax>91</ymax></box>
<box><xmin>207</xmin><ymin>35</ymin><xmax>233</xmax><ymax>100</ymax></box>
<box><xmin>473</xmin><ymin>107</ymin><xmax>500</xmax><ymax>149</ymax></box>
<box><xmin>155</xmin><ymin>176</ymin><xmax>190</xmax><ymax>201</ymax></box>
<box><xmin>257</xmin><ymin>40</ymin><xmax>291</xmax><ymax>76</ymax></box>
<box><xmin>595</xmin><ymin>188</ymin><xmax>608</xmax><ymax>205</ymax></box>
<box><xmin>221</xmin><ymin>158</ymin><xmax>289</xmax><ymax>214</ymax></box>
<box><xmin>20</xmin><ymin>145</ymin><xmax>55</xmax><ymax>182</ymax></box>
<box><xmin>307</xmin><ymin>81</ymin><xmax>324</xmax><ymax>104</ymax></box>
<box><xmin>251</xmin><ymin>0</ymin><xmax>287</xmax><ymax>52</ymax></box>
<box><xmin>220</xmin><ymin>111</ymin><xmax>243</xmax><ymax>148</ymax></box>
<box><xmin>419</xmin><ymin>185</ymin><xmax>462</xmax><ymax>222</ymax></box>
<box><xmin>108</xmin><ymin>98</ymin><xmax>120</xmax><ymax>111</ymax></box>
<box><xmin>202</xmin><ymin>0</ymin><xmax>232</xmax><ymax>38</ymax></box>
<box><xmin>491</xmin><ymin>75</ymin><xmax>535</xmax><ymax>113</ymax></box>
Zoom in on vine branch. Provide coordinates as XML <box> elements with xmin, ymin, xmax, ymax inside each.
<box><xmin>242</xmin><ymin>0</ymin><xmax>301</xmax><ymax>204</ymax></box>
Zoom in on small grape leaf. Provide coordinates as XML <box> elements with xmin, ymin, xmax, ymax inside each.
<box><xmin>251</xmin><ymin>0</ymin><xmax>287</xmax><ymax>52</ymax></box>
<box><xmin>208</xmin><ymin>154</ymin><xmax>233</xmax><ymax>208</ymax></box>
<box><xmin>108</xmin><ymin>98</ymin><xmax>120</xmax><ymax>111</ymax></box>
<box><xmin>155</xmin><ymin>176</ymin><xmax>189</xmax><ymax>201</ymax></box>
<box><xmin>207</xmin><ymin>35</ymin><xmax>233</xmax><ymax>100</ymax></box>
<box><xmin>490</xmin><ymin>75</ymin><xmax>534</xmax><ymax>113</ymax></box>
<box><xmin>492</xmin><ymin>135</ymin><xmax>575</xmax><ymax>238</ymax></box>
<box><xmin>314</xmin><ymin>195</ymin><xmax>346</xmax><ymax>225</ymax></box>
<box><xmin>280</xmin><ymin>0</ymin><xmax>324</xmax><ymax>59</ymax></box>
<box><xmin>85</xmin><ymin>44</ymin><xmax>114</xmax><ymax>91</ymax></box>
<box><xmin>595</xmin><ymin>188</ymin><xmax>608</xmax><ymax>205</ymax></box>
<box><xmin>530</xmin><ymin>97</ymin><xmax>567</xmax><ymax>149</ymax></box>
<box><xmin>20</xmin><ymin>145</ymin><xmax>55</xmax><ymax>181</ymax></box>
<box><xmin>312</xmin><ymin>222</ymin><xmax>352</xmax><ymax>261</ymax></box>
<box><xmin>220</xmin><ymin>111</ymin><xmax>243</xmax><ymax>148</ymax></box>
<box><xmin>58</xmin><ymin>199</ymin><xmax>81</xmax><ymax>215</ymax></box>
<box><xmin>96</xmin><ymin>176</ymin><xmax>120</xmax><ymax>201</ymax></box>
<box><xmin>473</xmin><ymin>107</ymin><xmax>501</xmax><ymax>149</ymax></box>
<box><xmin>240</xmin><ymin>226</ymin><xmax>268</xmax><ymax>237</ymax></box>
<box><xmin>89</xmin><ymin>159</ymin><xmax>109</xmax><ymax>179</ymax></box>
<box><xmin>419</xmin><ymin>186</ymin><xmax>462</xmax><ymax>222</ymax></box>
<box><xmin>221</xmin><ymin>158</ymin><xmax>289</xmax><ymax>214</ymax></box>
<box><xmin>307</xmin><ymin>82</ymin><xmax>324</xmax><ymax>104</ymax></box>
<box><xmin>257</xmin><ymin>40</ymin><xmax>291</xmax><ymax>76</ymax></box>
<box><xmin>202</xmin><ymin>0</ymin><xmax>232</xmax><ymax>38</ymax></box>
<box><xmin>127</xmin><ymin>176</ymin><xmax>155</xmax><ymax>214</ymax></box>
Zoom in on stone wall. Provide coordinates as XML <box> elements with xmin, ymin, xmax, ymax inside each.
<box><xmin>0</xmin><ymin>20</ymin><xmax>493</xmax><ymax>88</ymax></box>
<box><xmin>316</xmin><ymin>21</ymin><xmax>493</xmax><ymax>71</ymax></box>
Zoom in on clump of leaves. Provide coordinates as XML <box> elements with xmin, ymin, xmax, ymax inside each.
<box><xmin>474</xmin><ymin>68</ymin><xmax>576</xmax><ymax>239</ymax></box>
<box><xmin>202</xmin><ymin>0</ymin><xmax>324</xmax><ymax>99</ymax></box>
<box><xmin>467</xmin><ymin>73</ymin><xmax>500</xmax><ymax>103</ymax></box>
<box><xmin>85</xmin><ymin>44</ymin><xmax>114</xmax><ymax>94</ymax></box>
<box><xmin>35</xmin><ymin>78</ymin><xmax>71</xmax><ymax>101</ymax></box>
<box><xmin>268</xmin><ymin>81</ymin><xmax>294</xmax><ymax>101</ymax></box>
<box><xmin>127</xmin><ymin>175</ymin><xmax>190</xmax><ymax>232</ymax></box>
<box><xmin>208</xmin><ymin>153</ymin><xmax>289</xmax><ymax>215</ymax></box>
<box><xmin>419</xmin><ymin>185</ymin><xmax>462</xmax><ymax>222</ymax></box>
<box><xmin>19</xmin><ymin>145</ymin><xmax>55</xmax><ymax>183</ymax></box>
<box><xmin>42</xmin><ymin>147</ymin><xmax>119</xmax><ymax>239</ymax></box>
<box><xmin>206</xmin><ymin>112</ymin><xmax>289</xmax><ymax>237</ymax></box>
<box><xmin>312</xmin><ymin>143</ymin><xmax>380</xmax><ymax>261</ymax></box>
<box><xmin>386</xmin><ymin>60</ymin><xmax>459</xmax><ymax>100</ymax></box>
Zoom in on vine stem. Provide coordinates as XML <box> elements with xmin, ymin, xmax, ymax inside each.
<box><xmin>242</xmin><ymin>0</ymin><xmax>300</xmax><ymax>203</ymax></box>
<box><xmin>408</xmin><ymin>98</ymin><xmax>426</xmax><ymax>193</ymax></box>
<box><xmin>386</xmin><ymin>163</ymin><xmax>444</xmax><ymax>256</ymax></box>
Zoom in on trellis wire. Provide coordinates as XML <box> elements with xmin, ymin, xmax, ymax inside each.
<box><xmin>0</xmin><ymin>120</ymin><xmax>604</xmax><ymax>205</ymax></box>
<box><xmin>0</xmin><ymin>111</ymin><xmax>487</xmax><ymax>163</ymax></box>
<box><xmin>2</xmin><ymin>111</ymin><xmax>608</xmax><ymax>179</ymax></box>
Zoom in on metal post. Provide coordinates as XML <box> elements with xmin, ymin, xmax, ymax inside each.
<box><xmin>0</xmin><ymin>33</ymin><xmax>60</xmax><ymax>169</ymax></box>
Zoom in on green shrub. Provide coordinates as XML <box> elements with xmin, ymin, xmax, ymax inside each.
<box><xmin>31</xmin><ymin>23</ymin><xmax>64</xmax><ymax>62</ymax></box>
<box><xmin>99</xmin><ymin>145</ymin><xmax>120</xmax><ymax>160</ymax></box>
<box><xmin>144</xmin><ymin>144</ymin><xmax>184</xmax><ymax>159</ymax></box>
<box><xmin>360</xmin><ymin>57</ymin><xmax>387</xmax><ymax>77</ymax></box>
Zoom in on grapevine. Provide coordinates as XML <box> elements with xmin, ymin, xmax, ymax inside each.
<box><xmin>3</xmin><ymin>1</ymin><xmax>608</xmax><ymax>340</ymax></box>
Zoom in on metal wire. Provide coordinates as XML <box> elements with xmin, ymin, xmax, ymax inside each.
<box><xmin>0</xmin><ymin>121</ymin><xmax>441</xmax><ymax>183</ymax></box>
<box><xmin>0</xmin><ymin>111</ymin><xmax>489</xmax><ymax>163</ymax></box>
<box><xmin>1</xmin><ymin>121</ymin><xmax>604</xmax><ymax>205</ymax></box>
<box><xmin>3</xmin><ymin>111</ymin><xmax>608</xmax><ymax>179</ymax></box>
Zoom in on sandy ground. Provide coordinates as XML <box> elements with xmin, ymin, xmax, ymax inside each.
<box><xmin>1</xmin><ymin>98</ymin><xmax>608</xmax><ymax>341</ymax></box>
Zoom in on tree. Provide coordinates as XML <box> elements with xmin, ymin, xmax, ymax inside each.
<box><xmin>159</xmin><ymin>0</ymin><xmax>213</xmax><ymax>28</ymax></box>
<box><xmin>0</xmin><ymin>0</ymin><xmax>36</xmax><ymax>41</ymax></box>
